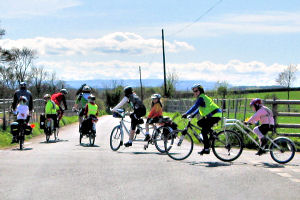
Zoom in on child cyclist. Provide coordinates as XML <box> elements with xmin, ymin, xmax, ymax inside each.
<box><xmin>81</xmin><ymin>95</ymin><xmax>99</xmax><ymax>135</ymax></box>
<box><xmin>245</xmin><ymin>98</ymin><xmax>274</xmax><ymax>155</ymax></box>
<box><xmin>11</xmin><ymin>96</ymin><xmax>30</xmax><ymax>143</ymax></box>
<box><xmin>144</xmin><ymin>94</ymin><xmax>163</xmax><ymax>141</ymax></box>
<box><xmin>44</xmin><ymin>94</ymin><xmax>59</xmax><ymax>129</ymax></box>
<box><xmin>112</xmin><ymin>86</ymin><xmax>146</xmax><ymax>147</ymax></box>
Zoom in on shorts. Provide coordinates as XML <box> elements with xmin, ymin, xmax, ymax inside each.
<box><xmin>130</xmin><ymin>106</ymin><xmax>146</xmax><ymax>130</ymax></box>
<box><xmin>146</xmin><ymin>116</ymin><xmax>162</xmax><ymax>124</ymax></box>
<box><xmin>258</xmin><ymin>124</ymin><xmax>274</xmax><ymax>135</ymax></box>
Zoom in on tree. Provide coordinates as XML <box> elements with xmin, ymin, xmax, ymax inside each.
<box><xmin>276</xmin><ymin>64</ymin><xmax>298</xmax><ymax>111</ymax></box>
<box><xmin>215</xmin><ymin>81</ymin><xmax>229</xmax><ymax>99</ymax></box>
<box><xmin>31</xmin><ymin>65</ymin><xmax>48</xmax><ymax>97</ymax></box>
<box><xmin>5</xmin><ymin>48</ymin><xmax>37</xmax><ymax>84</ymax></box>
<box><xmin>165</xmin><ymin>70</ymin><xmax>178</xmax><ymax>98</ymax></box>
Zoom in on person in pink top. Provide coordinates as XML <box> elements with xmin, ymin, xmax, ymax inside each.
<box><xmin>246</xmin><ymin>98</ymin><xmax>275</xmax><ymax>155</ymax></box>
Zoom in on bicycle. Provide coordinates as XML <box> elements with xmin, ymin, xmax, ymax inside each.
<box><xmin>44</xmin><ymin>117</ymin><xmax>58</xmax><ymax>143</ymax></box>
<box><xmin>164</xmin><ymin>115</ymin><xmax>243</xmax><ymax>161</ymax></box>
<box><xmin>79</xmin><ymin>115</ymin><xmax>97</xmax><ymax>146</ymax></box>
<box><xmin>110</xmin><ymin>109</ymin><xmax>169</xmax><ymax>153</ymax></box>
<box><xmin>224</xmin><ymin>119</ymin><xmax>296</xmax><ymax>164</ymax></box>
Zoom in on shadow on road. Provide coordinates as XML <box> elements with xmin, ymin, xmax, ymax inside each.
<box><xmin>117</xmin><ymin>151</ymin><xmax>165</xmax><ymax>155</ymax></box>
<box><xmin>255</xmin><ymin>162</ymin><xmax>300</xmax><ymax>168</ymax></box>
<box><xmin>39</xmin><ymin>139</ymin><xmax>69</xmax><ymax>144</ymax></box>
<box><xmin>78</xmin><ymin>144</ymin><xmax>100</xmax><ymax>148</ymax></box>
<box><xmin>12</xmin><ymin>147</ymin><xmax>33</xmax><ymax>151</ymax></box>
<box><xmin>186</xmin><ymin>161</ymin><xmax>244</xmax><ymax>168</ymax></box>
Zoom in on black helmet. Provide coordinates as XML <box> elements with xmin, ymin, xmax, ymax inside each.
<box><xmin>82</xmin><ymin>85</ymin><xmax>91</xmax><ymax>93</ymax></box>
<box><xmin>191</xmin><ymin>84</ymin><xmax>204</xmax><ymax>94</ymax></box>
<box><xmin>20</xmin><ymin>82</ymin><xmax>27</xmax><ymax>90</ymax></box>
<box><xmin>88</xmin><ymin>94</ymin><xmax>96</xmax><ymax>102</ymax></box>
<box><xmin>124</xmin><ymin>86</ymin><xmax>133</xmax><ymax>97</ymax></box>
<box><xmin>60</xmin><ymin>89</ymin><xmax>68</xmax><ymax>95</ymax></box>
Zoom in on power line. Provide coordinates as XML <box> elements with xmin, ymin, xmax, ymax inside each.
<box><xmin>168</xmin><ymin>0</ymin><xmax>223</xmax><ymax>38</ymax></box>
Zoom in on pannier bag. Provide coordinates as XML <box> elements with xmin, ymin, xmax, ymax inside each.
<box><xmin>10</xmin><ymin>122</ymin><xmax>19</xmax><ymax>136</ymax></box>
<box><xmin>24</xmin><ymin>125</ymin><xmax>33</xmax><ymax>135</ymax></box>
<box><xmin>40</xmin><ymin>114</ymin><xmax>45</xmax><ymax>129</ymax></box>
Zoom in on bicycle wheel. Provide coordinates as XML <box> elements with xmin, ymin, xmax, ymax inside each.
<box><xmin>164</xmin><ymin>130</ymin><xmax>194</xmax><ymax>161</ymax></box>
<box><xmin>79</xmin><ymin>131</ymin><xmax>83</xmax><ymax>145</ymax></box>
<box><xmin>270</xmin><ymin>137</ymin><xmax>296</xmax><ymax>164</ymax></box>
<box><xmin>212</xmin><ymin>130</ymin><xmax>243</xmax><ymax>162</ymax></box>
<box><xmin>19</xmin><ymin>132</ymin><xmax>24</xmax><ymax>150</ymax></box>
<box><xmin>46</xmin><ymin>133</ymin><xmax>50</xmax><ymax>143</ymax></box>
<box><xmin>153</xmin><ymin>127</ymin><xmax>171</xmax><ymax>153</ymax></box>
<box><xmin>110</xmin><ymin>126</ymin><xmax>122</xmax><ymax>151</ymax></box>
<box><xmin>89</xmin><ymin>133</ymin><xmax>95</xmax><ymax>146</ymax></box>
<box><xmin>53</xmin><ymin>129</ymin><xmax>57</xmax><ymax>141</ymax></box>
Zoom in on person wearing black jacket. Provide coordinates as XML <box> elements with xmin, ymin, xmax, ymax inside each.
<box><xmin>12</xmin><ymin>82</ymin><xmax>33</xmax><ymax>112</ymax></box>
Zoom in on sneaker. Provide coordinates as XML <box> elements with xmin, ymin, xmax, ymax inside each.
<box><xmin>198</xmin><ymin>149</ymin><xmax>210</xmax><ymax>155</ymax></box>
<box><xmin>144</xmin><ymin>134</ymin><xmax>151</xmax><ymax>141</ymax></box>
<box><xmin>256</xmin><ymin>148</ymin><xmax>266</xmax><ymax>156</ymax></box>
<box><xmin>124</xmin><ymin>142</ymin><xmax>132</xmax><ymax>147</ymax></box>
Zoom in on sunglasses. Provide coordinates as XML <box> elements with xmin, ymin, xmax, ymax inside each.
<box><xmin>193</xmin><ymin>90</ymin><xmax>199</xmax><ymax>93</ymax></box>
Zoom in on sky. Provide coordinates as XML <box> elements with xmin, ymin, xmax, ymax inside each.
<box><xmin>0</xmin><ymin>0</ymin><xmax>299</xmax><ymax>86</ymax></box>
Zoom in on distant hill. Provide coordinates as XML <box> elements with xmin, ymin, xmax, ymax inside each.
<box><xmin>66</xmin><ymin>79</ymin><xmax>217</xmax><ymax>91</ymax></box>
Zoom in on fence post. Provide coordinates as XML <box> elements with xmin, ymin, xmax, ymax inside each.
<box><xmin>243</xmin><ymin>98</ymin><xmax>248</xmax><ymax>121</ymax></box>
<box><xmin>3</xmin><ymin>99</ymin><xmax>7</xmax><ymax>131</ymax></box>
<box><xmin>272</xmin><ymin>98</ymin><xmax>278</xmax><ymax>133</ymax></box>
<box><xmin>234</xmin><ymin>99</ymin><xmax>238</xmax><ymax>119</ymax></box>
<box><xmin>227</xmin><ymin>99</ymin><xmax>230</xmax><ymax>118</ymax></box>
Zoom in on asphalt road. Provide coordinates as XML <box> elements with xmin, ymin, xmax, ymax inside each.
<box><xmin>0</xmin><ymin>115</ymin><xmax>299</xmax><ymax>200</ymax></box>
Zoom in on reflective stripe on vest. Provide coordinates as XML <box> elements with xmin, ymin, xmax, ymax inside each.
<box><xmin>87</xmin><ymin>103</ymin><xmax>98</xmax><ymax>116</ymax></box>
<box><xmin>198</xmin><ymin>94</ymin><xmax>221</xmax><ymax>117</ymax></box>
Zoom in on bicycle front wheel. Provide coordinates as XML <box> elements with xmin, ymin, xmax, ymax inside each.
<box><xmin>164</xmin><ymin>130</ymin><xmax>194</xmax><ymax>161</ymax></box>
<box><xmin>110</xmin><ymin>126</ymin><xmax>122</xmax><ymax>151</ymax></box>
<box><xmin>270</xmin><ymin>137</ymin><xmax>296</xmax><ymax>164</ymax></box>
<box><xmin>212</xmin><ymin>130</ymin><xmax>243</xmax><ymax>162</ymax></box>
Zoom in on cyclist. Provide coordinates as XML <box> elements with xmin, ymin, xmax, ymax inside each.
<box><xmin>51</xmin><ymin>89</ymin><xmax>68</xmax><ymax>123</ymax></box>
<box><xmin>73</xmin><ymin>85</ymin><xmax>92</xmax><ymax>125</ymax></box>
<box><xmin>112</xmin><ymin>86</ymin><xmax>146</xmax><ymax>147</ymax></box>
<box><xmin>81</xmin><ymin>95</ymin><xmax>99</xmax><ymax>135</ymax></box>
<box><xmin>44</xmin><ymin>94</ymin><xmax>59</xmax><ymax>129</ymax></box>
<box><xmin>11</xmin><ymin>96</ymin><xmax>30</xmax><ymax>143</ymax></box>
<box><xmin>12</xmin><ymin>82</ymin><xmax>33</xmax><ymax>114</ymax></box>
<box><xmin>245</xmin><ymin>98</ymin><xmax>275</xmax><ymax>155</ymax></box>
<box><xmin>182</xmin><ymin>84</ymin><xmax>222</xmax><ymax>155</ymax></box>
<box><xmin>144</xmin><ymin>94</ymin><xmax>163</xmax><ymax>141</ymax></box>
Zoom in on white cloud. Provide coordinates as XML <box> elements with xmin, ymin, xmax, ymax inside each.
<box><xmin>0</xmin><ymin>32</ymin><xmax>194</xmax><ymax>56</ymax></box>
<box><xmin>0</xmin><ymin>0</ymin><xmax>81</xmax><ymax>19</ymax></box>
<box><xmin>37</xmin><ymin>59</ymin><xmax>300</xmax><ymax>86</ymax></box>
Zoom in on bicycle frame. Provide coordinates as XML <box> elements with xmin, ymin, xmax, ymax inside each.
<box><xmin>224</xmin><ymin>119</ymin><xmax>280</xmax><ymax>150</ymax></box>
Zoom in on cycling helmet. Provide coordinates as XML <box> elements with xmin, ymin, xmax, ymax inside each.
<box><xmin>88</xmin><ymin>94</ymin><xmax>96</xmax><ymax>102</ymax></box>
<box><xmin>151</xmin><ymin>94</ymin><xmax>161</xmax><ymax>99</ymax></box>
<box><xmin>250</xmin><ymin>98</ymin><xmax>263</xmax><ymax>107</ymax></box>
<box><xmin>19</xmin><ymin>96</ymin><xmax>28</xmax><ymax>103</ymax></box>
<box><xmin>43</xmin><ymin>94</ymin><xmax>51</xmax><ymax>100</ymax></box>
<box><xmin>82</xmin><ymin>85</ymin><xmax>91</xmax><ymax>93</ymax></box>
<box><xmin>191</xmin><ymin>84</ymin><xmax>204</xmax><ymax>93</ymax></box>
<box><xmin>124</xmin><ymin>86</ymin><xmax>133</xmax><ymax>97</ymax></box>
<box><xmin>20</xmin><ymin>82</ymin><xmax>27</xmax><ymax>90</ymax></box>
<box><xmin>60</xmin><ymin>89</ymin><xmax>68</xmax><ymax>95</ymax></box>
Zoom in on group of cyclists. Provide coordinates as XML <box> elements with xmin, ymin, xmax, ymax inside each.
<box><xmin>10</xmin><ymin>81</ymin><xmax>275</xmax><ymax>156</ymax></box>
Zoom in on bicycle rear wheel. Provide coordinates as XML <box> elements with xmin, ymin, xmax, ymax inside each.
<box><xmin>110</xmin><ymin>126</ymin><xmax>122</xmax><ymax>151</ymax></box>
<box><xmin>270</xmin><ymin>137</ymin><xmax>295</xmax><ymax>164</ymax></box>
<box><xmin>153</xmin><ymin>127</ymin><xmax>171</xmax><ymax>153</ymax></box>
<box><xmin>89</xmin><ymin>133</ymin><xmax>95</xmax><ymax>146</ymax></box>
<box><xmin>212</xmin><ymin>130</ymin><xmax>243</xmax><ymax>162</ymax></box>
<box><xmin>164</xmin><ymin>130</ymin><xmax>194</xmax><ymax>161</ymax></box>
<box><xmin>19</xmin><ymin>132</ymin><xmax>24</xmax><ymax>150</ymax></box>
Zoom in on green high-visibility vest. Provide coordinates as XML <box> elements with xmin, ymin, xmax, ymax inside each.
<box><xmin>87</xmin><ymin>103</ymin><xmax>98</xmax><ymax>116</ymax></box>
<box><xmin>198</xmin><ymin>94</ymin><xmax>221</xmax><ymax>117</ymax></box>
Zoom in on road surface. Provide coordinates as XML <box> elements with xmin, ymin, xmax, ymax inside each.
<box><xmin>0</xmin><ymin>115</ymin><xmax>299</xmax><ymax>200</ymax></box>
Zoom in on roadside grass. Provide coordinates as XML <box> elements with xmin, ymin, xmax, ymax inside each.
<box><xmin>0</xmin><ymin>115</ymin><xmax>79</xmax><ymax>148</ymax></box>
<box><xmin>163</xmin><ymin>112</ymin><xmax>300</xmax><ymax>151</ymax></box>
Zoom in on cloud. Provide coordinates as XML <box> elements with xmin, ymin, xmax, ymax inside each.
<box><xmin>158</xmin><ymin>11</ymin><xmax>300</xmax><ymax>37</ymax></box>
<box><xmin>0</xmin><ymin>32</ymin><xmax>194</xmax><ymax>56</ymax></box>
<box><xmin>0</xmin><ymin>0</ymin><xmax>81</xmax><ymax>19</ymax></box>
<box><xmin>37</xmin><ymin>59</ymin><xmax>300</xmax><ymax>86</ymax></box>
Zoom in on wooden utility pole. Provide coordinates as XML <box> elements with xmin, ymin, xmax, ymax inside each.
<box><xmin>162</xmin><ymin>29</ymin><xmax>167</xmax><ymax>97</ymax></box>
<box><xmin>139</xmin><ymin>66</ymin><xmax>143</xmax><ymax>101</ymax></box>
